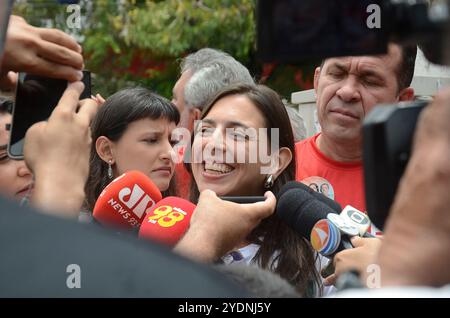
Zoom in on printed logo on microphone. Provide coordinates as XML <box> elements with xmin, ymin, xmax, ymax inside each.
<box><xmin>340</xmin><ymin>205</ymin><xmax>371</xmax><ymax>236</ymax></box>
<box><xmin>310</xmin><ymin>219</ymin><xmax>341</xmax><ymax>256</ymax></box>
<box><xmin>327</xmin><ymin>213</ymin><xmax>360</xmax><ymax>237</ymax></box>
<box><xmin>342</xmin><ymin>206</ymin><xmax>370</xmax><ymax>225</ymax></box>
<box><xmin>104</xmin><ymin>183</ymin><xmax>158</xmax><ymax>227</ymax></box>
<box><xmin>146</xmin><ymin>205</ymin><xmax>187</xmax><ymax>228</ymax></box>
<box><xmin>311</xmin><ymin>219</ymin><xmax>330</xmax><ymax>251</ymax></box>
<box><xmin>118</xmin><ymin>184</ymin><xmax>156</xmax><ymax>219</ymax></box>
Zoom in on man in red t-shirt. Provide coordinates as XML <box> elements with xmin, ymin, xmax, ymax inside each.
<box><xmin>295</xmin><ymin>43</ymin><xmax>418</xmax><ymax>287</ymax></box>
<box><xmin>296</xmin><ymin>43</ymin><xmax>417</xmax><ymax>212</ymax></box>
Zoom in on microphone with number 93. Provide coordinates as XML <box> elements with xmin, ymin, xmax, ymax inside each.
<box><xmin>93</xmin><ymin>171</ymin><xmax>162</xmax><ymax>230</ymax></box>
<box><xmin>139</xmin><ymin>197</ymin><xmax>196</xmax><ymax>247</ymax></box>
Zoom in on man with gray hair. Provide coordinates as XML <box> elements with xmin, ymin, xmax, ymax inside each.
<box><xmin>171</xmin><ymin>48</ymin><xmax>255</xmax><ymax>198</ymax></box>
<box><xmin>172</xmin><ymin>48</ymin><xmax>255</xmax><ymax>132</ymax></box>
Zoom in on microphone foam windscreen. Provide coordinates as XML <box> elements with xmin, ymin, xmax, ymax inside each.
<box><xmin>278</xmin><ymin>181</ymin><xmax>342</xmax><ymax>213</ymax></box>
<box><xmin>276</xmin><ymin>188</ymin><xmax>337</xmax><ymax>239</ymax></box>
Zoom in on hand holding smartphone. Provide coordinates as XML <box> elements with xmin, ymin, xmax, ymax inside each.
<box><xmin>7</xmin><ymin>71</ymin><xmax>91</xmax><ymax>159</ymax></box>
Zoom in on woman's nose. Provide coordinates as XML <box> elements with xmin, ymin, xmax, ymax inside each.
<box><xmin>160</xmin><ymin>140</ymin><xmax>177</xmax><ymax>163</ymax></box>
<box><xmin>17</xmin><ymin>160</ymin><xmax>32</xmax><ymax>178</ymax></box>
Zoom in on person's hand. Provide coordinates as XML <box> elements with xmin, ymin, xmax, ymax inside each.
<box><xmin>0</xmin><ymin>71</ymin><xmax>18</xmax><ymax>91</ymax></box>
<box><xmin>24</xmin><ymin>82</ymin><xmax>100</xmax><ymax>218</ymax></box>
<box><xmin>323</xmin><ymin>236</ymin><xmax>382</xmax><ymax>287</ymax></box>
<box><xmin>174</xmin><ymin>190</ymin><xmax>276</xmax><ymax>263</ymax></box>
<box><xmin>0</xmin><ymin>15</ymin><xmax>83</xmax><ymax>90</ymax></box>
<box><xmin>91</xmin><ymin>93</ymin><xmax>106</xmax><ymax>106</ymax></box>
<box><xmin>378</xmin><ymin>87</ymin><xmax>450</xmax><ymax>287</ymax></box>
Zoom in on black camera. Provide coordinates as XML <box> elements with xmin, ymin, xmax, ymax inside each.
<box><xmin>257</xmin><ymin>0</ymin><xmax>450</xmax><ymax>229</ymax></box>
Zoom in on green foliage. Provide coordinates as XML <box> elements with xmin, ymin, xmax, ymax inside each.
<box><xmin>13</xmin><ymin>0</ymin><xmax>314</xmax><ymax>99</ymax></box>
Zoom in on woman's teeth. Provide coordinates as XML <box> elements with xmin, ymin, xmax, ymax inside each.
<box><xmin>204</xmin><ymin>162</ymin><xmax>234</xmax><ymax>174</ymax></box>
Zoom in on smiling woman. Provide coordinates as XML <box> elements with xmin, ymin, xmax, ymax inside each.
<box><xmin>0</xmin><ymin>97</ymin><xmax>33</xmax><ymax>200</ymax></box>
<box><xmin>188</xmin><ymin>84</ymin><xmax>322</xmax><ymax>297</ymax></box>
<box><xmin>84</xmin><ymin>87</ymin><xmax>180</xmax><ymax>212</ymax></box>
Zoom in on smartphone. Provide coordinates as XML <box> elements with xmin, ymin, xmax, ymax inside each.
<box><xmin>219</xmin><ymin>196</ymin><xmax>266</xmax><ymax>204</ymax></box>
<box><xmin>7</xmin><ymin>71</ymin><xmax>91</xmax><ymax>159</ymax></box>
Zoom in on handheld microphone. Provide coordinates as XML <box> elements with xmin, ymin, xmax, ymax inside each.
<box><xmin>277</xmin><ymin>181</ymin><xmax>342</xmax><ymax>213</ymax></box>
<box><xmin>277</xmin><ymin>182</ymin><xmax>374</xmax><ymax>236</ymax></box>
<box><xmin>310</xmin><ymin>215</ymin><xmax>358</xmax><ymax>257</ymax></box>
<box><xmin>276</xmin><ymin>186</ymin><xmax>352</xmax><ymax>261</ymax></box>
<box><xmin>277</xmin><ymin>185</ymin><xmax>376</xmax><ymax>280</ymax></box>
<box><xmin>310</xmin><ymin>219</ymin><xmax>342</xmax><ymax>257</ymax></box>
<box><xmin>276</xmin><ymin>187</ymin><xmax>340</xmax><ymax>239</ymax></box>
<box><xmin>138</xmin><ymin>196</ymin><xmax>196</xmax><ymax>247</ymax></box>
<box><xmin>93</xmin><ymin>171</ymin><xmax>162</xmax><ymax>230</ymax></box>
<box><xmin>310</xmin><ymin>216</ymin><xmax>358</xmax><ymax>278</ymax></box>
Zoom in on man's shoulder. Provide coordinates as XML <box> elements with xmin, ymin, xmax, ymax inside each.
<box><xmin>295</xmin><ymin>135</ymin><xmax>316</xmax><ymax>151</ymax></box>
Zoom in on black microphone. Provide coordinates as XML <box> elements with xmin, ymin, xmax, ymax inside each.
<box><xmin>276</xmin><ymin>187</ymin><xmax>361</xmax><ymax>256</ymax></box>
<box><xmin>276</xmin><ymin>187</ymin><xmax>340</xmax><ymax>239</ymax></box>
<box><xmin>277</xmin><ymin>183</ymin><xmax>374</xmax><ymax>240</ymax></box>
<box><xmin>277</xmin><ymin>181</ymin><xmax>342</xmax><ymax>213</ymax></box>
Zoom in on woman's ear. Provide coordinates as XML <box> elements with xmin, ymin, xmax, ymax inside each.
<box><xmin>270</xmin><ymin>147</ymin><xmax>293</xmax><ymax>180</ymax></box>
<box><xmin>95</xmin><ymin>136</ymin><xmax>115</xmax><ymax>164</ymax></box>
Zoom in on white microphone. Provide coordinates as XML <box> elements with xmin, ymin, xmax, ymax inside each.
<box><xmin>339</xmin><ymin>205</ymin><xmax>375</xmax><ymax>237</ymax></box>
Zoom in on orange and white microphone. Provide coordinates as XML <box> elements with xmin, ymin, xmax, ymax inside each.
<box><xmin>138</xmin><ymin>197</ymin><xmax>196</xmax><ymax>247</ymax></box>
<box><xmin>93</xmin><ymin>170</ymin><xmax>162</xmax><ymax>230</ymax></box>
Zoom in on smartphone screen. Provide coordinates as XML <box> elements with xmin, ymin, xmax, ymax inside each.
<box><xmin>7</xmin><ymin>71</ymin><xmax>91</xmax><ymax>159</ymax></box>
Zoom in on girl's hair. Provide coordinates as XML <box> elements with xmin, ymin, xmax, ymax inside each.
<box><xmin>84</xmin><ymin>87</ymin><xmax>179</xmax><ymax>212</ymax></box>
<box><xmin>188</xmin><ymin>84</ymin><xmax>322</xmax><ymax>297</ymax></box>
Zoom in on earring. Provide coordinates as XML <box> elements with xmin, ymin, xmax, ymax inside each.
<box><xmin>264</xmin><ymin>174</ymin><xmax>274</xmax><ymax>189</ymax></box>
<box><xmin>108</xmin><ymin>160</ymin><xmax>113</xmax><ymax>179</ymax></box>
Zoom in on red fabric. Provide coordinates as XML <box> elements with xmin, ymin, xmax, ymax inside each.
<box><xmin>174</xmin><ymin>163</ymin><xmax>191</xmax><ymax>200</ymax></box>
<box><xmin>174</xmin><ymin>145</ymin><xmax>191</xmax><ymax>200</ymax></box>
<box><xmin>295</xmin><ymin>133</ymin><xmax>366</xmax><ymax>212</ymax></box>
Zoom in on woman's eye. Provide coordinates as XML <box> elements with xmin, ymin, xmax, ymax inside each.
<box><xmin>230</xmin><ymin>132</ymin><xmax>247</xmax><ymax>140</ymax></box>
<box><xmin>144</xmin><ymin>138</ymin><xmax>158</xmax><ymax>144</ymax></box>
<box><xmin>199</xmin><ymin>127</ymin><xmax>214</xmax><ymax>136</ymax></box>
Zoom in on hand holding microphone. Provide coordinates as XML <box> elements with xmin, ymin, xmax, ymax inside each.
<box><xmin>276</xmin><ymin>184</ymin><xmax>382</xmax><ymax>285</ymax></box>
<box><xmin>174</xmin><ymin>190</ymin><xmax>276</xmax><ymax>263</ymax></box>
<box><xmin>322</xmin><ymin>236</ymin><xmax>382</xmax><ymax>287</ymax></box>
<box><xmin>309</xmin><ymin>208</ymin><xmax>382</xmax><ymax>286</ymax></box>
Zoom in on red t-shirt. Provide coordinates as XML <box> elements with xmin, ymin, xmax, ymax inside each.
<box><xmin>175</xmin><ymin>163</ymin><xmax>191</xmax><ymax>200</ymax></box>
<box><xmin>295</xmin><ymin>133</ymin><xmax>366</xmax><ymax>212</ymax></box>
<box><xmin>174</xmin><ymin>145</ymin><xmax>191</xmax><ymax>200</ymax></box>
